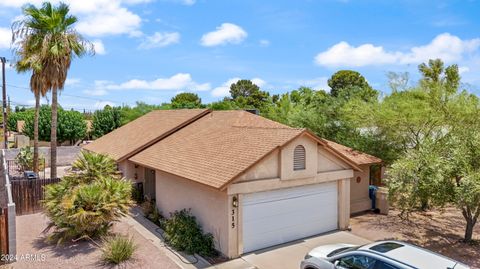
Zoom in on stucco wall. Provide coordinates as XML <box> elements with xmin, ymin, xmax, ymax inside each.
<box><xmin>236</xmin><ymin>149</ymin><xmax>279</xmax><ymax>182</ymax></box>
<box><xmin>280</xmin><ymin>135</ymin><xmax>318</xmax><ymax>180</ymax></box>
<box><xmin>317</xmin><ymin>147</ymin><xmax>349</xmax><ymax>172</ymax></box>
<box><xmin>118</xmin><ymin>160</ymin><xmax>145</xmax><ymax>182</ymax></box>
<box><xmin>235</xmin><ymin>135</ymin><xmax>352</xmax><ymax>184</ymax></box>
<box><xmin>350</xmin><ymin>164</ymin><xmax>371</xmax><ymax>214</ymax></box>
<box><xmin>155</xmin><ymin>170</ymin><xmax>229</xmax><ymax>255</ymax></box>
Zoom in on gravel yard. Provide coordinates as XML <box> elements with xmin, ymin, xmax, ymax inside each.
<box><xmin>350</xmin><ymin>207</ymin><xmax>480</xmax><ymax>269</ymax></box>
<box><xmin>2</xmin><ymin>213</ymin><xmax>180</xmax><ymax>269</ymax></box>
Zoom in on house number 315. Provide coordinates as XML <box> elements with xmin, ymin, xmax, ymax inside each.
<box><xmin>231</xmin><ymin>209</ymin><xmax>235</xmax><ymax>228</ymax></box>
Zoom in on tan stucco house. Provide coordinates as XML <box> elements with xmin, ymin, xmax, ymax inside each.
<box><xmin>83</xmin><ymin>109</ymin><xmax>382</xmax><ymax>258</ymax></box>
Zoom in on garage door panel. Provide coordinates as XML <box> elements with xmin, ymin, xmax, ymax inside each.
<box><xmin>243</xmin><ymin>192</ymin><xmax>337</xmax><ymax>220</ymax></box>
<box><xmin>242</xmin><ymin>182</ymin><xmax>338</xmax><ymax>253</ymax></box>
<box><xmin>243</xmin><ymin>182</ymin><xmax>337</xmax><ymax>205</ymax></box>
<box><xmin>243</xmin><ymin>219</ymin><xmax>338</xmax><ymax>249</ymax></box>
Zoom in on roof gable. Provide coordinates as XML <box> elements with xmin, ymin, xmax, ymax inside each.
<box><xmin>83</xmin><ymin>109</ymin><xmax>209</xmax><ymax>161</ymax></box>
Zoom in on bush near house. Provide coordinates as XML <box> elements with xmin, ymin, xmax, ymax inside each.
<box><xmin>42</xmin><ymin>151</ymin><xmax>133</xmax><ymax>243</ymax></box>
<box><xmin>164</xmin><ymin>209</ymin><xmax>215</xmax><ymax>257</ymax></box>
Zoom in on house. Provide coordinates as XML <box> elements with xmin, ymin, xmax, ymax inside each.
<box><xmin>83</xmin><ymin>109</ymin><xmax>382</xmax><ymax>258</ymax></box>
<box><xmin>323</xmin><ymin>140</ymin><xmax>383</xmax><ymax>214</ymax></box>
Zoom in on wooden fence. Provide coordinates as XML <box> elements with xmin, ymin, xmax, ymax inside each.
<box><xmin>0</xmin><ymin>208</ymin><xmax>8</xmax><ymax>257</ymax></box>
<box><xmin>11</xmin><ymin>178</ymin><xmax>60</xmax><ymax>215</ymax></box>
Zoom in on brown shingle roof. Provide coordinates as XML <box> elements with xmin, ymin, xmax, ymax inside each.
<box><xmin>83</xmin><ymin>109</ymin><xmax>209</xmax><ymax>161</ymax></box>
<box><xmin>129</xmin><ymin>110</ymin><xmax>304</xmax><ymax>189</ymax></box>
<box><xmin>322</xmin><ymin>139</ymin><xmax>382</xmax><ymax>165</ymax></box>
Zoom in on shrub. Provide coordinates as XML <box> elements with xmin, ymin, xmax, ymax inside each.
<box><xmin>164</xmin><ymin>209</ymin><xmax>215</xmax><ymax>256</ymax></box>
<box><xmin>141</xmin><ymin>200</ymin><xmax>154</xmax><ymax>217</ymax></box>
<box><xmin>14</xmin><ymin>146</ymin><xmax>45</xmax><ymax>172</ymax></box>
<box><xmin>42</xmin><ymin>152</ymin><xmax>133</xmax><ymax>243</ymax></box>
<box><xmin>15</xmin><ymin>146</ymin><xmax>34</xmax><ymax>172</ymax></box>
<box><xmin>101</xmin><ymin>235</ymin><xmax>137</xmax><ymax>264</ymax></box>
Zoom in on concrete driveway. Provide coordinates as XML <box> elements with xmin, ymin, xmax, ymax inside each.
<box><xmin>212</xmin><ymin>231</ymin><xmax>371</xmax><ymax>269</ymax></box>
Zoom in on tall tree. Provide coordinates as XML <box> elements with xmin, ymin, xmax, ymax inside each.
<box><xmin>328</xmin><ymin>70</ymin><xmax>374</xmax><ymax>100</ymax></box>
<box><xmin>91</xmin><ymin>105</ymin><xmax>122</xmax><ymax>138</ymax></box>
<box><xmin>229</xmin><ymin>79</ymin><xmax>270</xmax><ymax>112</ymax></box>
<box><xmin>171</xmin><ymin>92</ymin><xmax>203</xmax><ymax>109</ymax></box>
<box><xmin>13</xmin><ymin>2</ymin><xmax>92</xmax><ymax>178</ymax></box>
<box><xmin>418</xmin><ymin>58</ymin><xmax>460</xmax><ymax>94</ymax></box>
<box><xmin>12</xmin><ymin>69</ymin><xmax>47</xmax><ymax>173</ymax></box>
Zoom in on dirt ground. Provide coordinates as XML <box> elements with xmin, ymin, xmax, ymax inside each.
<box><xmin>2</xmin><ymin>213</ymin><xmax>180</xmax><ymax>269</ymax></box>
<box><xmin>350</xmin><ymin>207</ymin><xmax>480</xmax><ymax>269</ymax></box>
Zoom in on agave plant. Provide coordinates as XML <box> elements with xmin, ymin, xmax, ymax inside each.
<box><xmin>43</xmin><ymin>152</ymin><xmax>132</xmax><ymax>244</ymax></box>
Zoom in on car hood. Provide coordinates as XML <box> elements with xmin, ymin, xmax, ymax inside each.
<box><xmin>308</xmin><ymin>244</ymin><xmax>357</xmax><ymax>259</ymax></box>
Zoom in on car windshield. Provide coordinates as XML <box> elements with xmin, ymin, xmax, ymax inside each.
<box><xmin>327</xmin><ymin>246</ymin><xmax>361</xmax><ymax>257</ymax></box>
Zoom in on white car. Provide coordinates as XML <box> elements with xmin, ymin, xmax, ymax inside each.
<box><xmin>300</xmin><ymin>240</ymin><xmax>470</xmax><ymax>269</ymax></box>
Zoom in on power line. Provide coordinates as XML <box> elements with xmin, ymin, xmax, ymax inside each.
<box><xmin>6</xmin><ymin>83</ymin><xmax>121</xmax><ymax>104</ymax></box>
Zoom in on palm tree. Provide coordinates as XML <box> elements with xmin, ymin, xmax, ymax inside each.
<box><xmin>13</xmin><ymin>52</ymin><xmax>48</xmax><ymax>173</ymax></box>
<box><xmin>12</xmin><ymin>2</ymin><xmax>92</xmax><ymax>178</ymax></box>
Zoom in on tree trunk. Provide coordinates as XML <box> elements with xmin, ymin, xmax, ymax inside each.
<box><xmin>464</xmin><ymin>218</ymin><xmax>474</xmax><ymax>242</ymax></box>
<box><xmin>33</xmin><ymin>92</ymin><xmax>40</xmax><ymax>174</ymax></box>
<box><xmin>50</xmin><ymin>88</ymin><xmax>57</xmax><ymax>179</ymax></box>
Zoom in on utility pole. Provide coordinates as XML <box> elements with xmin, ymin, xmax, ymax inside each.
<box><xmin>1</xmin><ymin>57</ymin><xmax>7</xmax><ymax>149</ymax></box>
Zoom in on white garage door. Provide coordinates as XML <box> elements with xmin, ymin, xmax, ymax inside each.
<box><xmin>242</xmin><ymin>181</ymin><xmax>338</xmax><ymax>253</ymax></box>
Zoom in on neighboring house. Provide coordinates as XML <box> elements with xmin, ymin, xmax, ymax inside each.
<box><xmin>83</xmin><ymin>109</ymin><xmax>382</xmax><ymax>258</ymax></box>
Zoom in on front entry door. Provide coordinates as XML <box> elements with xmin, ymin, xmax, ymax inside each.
<box><xmin>144</xmin><ymin>168</ymin><xmax>156</xmax><ymax>200</ymax></box>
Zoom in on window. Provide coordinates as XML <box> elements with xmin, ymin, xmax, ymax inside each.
<box><xmin>369</xmin><ymin>242</ymin><xmax>404</xmax><ymax>253</ymax></box>
<box><xmin>293</xmin><ymin>145</ymin><xmax>306</xmax><ymax>170</ymax></box>
<box><xmin>335</xmin><ymin>255</ymin><xmax>376</xmax><ymax>269</ymax></box>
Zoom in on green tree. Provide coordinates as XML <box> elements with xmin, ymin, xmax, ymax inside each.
<box><xmin>208</xmin><ymin>99</ymin><xmax>239</xmax><ymax>111</ymax></box>
<box><xmin>92</xmin><ymin>105</ymin><xmax>122</xmax><ymax>138</ymax></box>
<box><xmin>120</xmin><ymin>102</ymin><xmax>170</xmax><ymax>125</ymax></box>
<box><xmin>418</xmin><ymin>58</ymin><xmax>460</xmax><ymax>93</ymax></box>
<box><xmin>13</xmin><ymin>2</ymin><xmax>92</xmax><ymax>178</ymax></box>
<box><xmin>328</xmin><ymin>70</ymin><xmax>375</xmax><ymax>100</ymax></box>
<box><xmin>7</xmin><ymin>110</ymin><xmax>33</xmax><ymax>132</ymax></box>
<box><xmin>23</xmin><ymin>106</ymin><xmax>87</xmax><ymax>144</ymax></box>
<box><xmin>229</xmin><ymin>80</ymin><xmax>271</xmax><ymax>112</ymax></box>
<box><xmin>385</xmin><ymin>59</ymin><xmax>480</xmax><ymax>242</ymax></box>
<box><xmin>171</xmin><ymin>93</ymin><xmax>203</xmax><ymax>109</ymax></box>
<box><xmin>57</xmin><ymin>109</ymin><xmax>87</xmax><ymax>144</ymax></box>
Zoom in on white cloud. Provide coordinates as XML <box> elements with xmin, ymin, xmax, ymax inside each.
<box><xmin>92</xmin><ymin>40</ymin><xmax>106</xmax><ymax>55</ymax></box>
<box><xmin>101</xmin><ymin>73</ymin><xmax>211</xmax><ymax>91</ymax></box>
<box><xmin>297</xmin><ymin>77</ymin><xmax>330</xmax><ymax>91</ymax></box>
<box><xmin>0</xmin><ymin>27</ymin><xmax>11</xmax><ymax>49</ymax></box>
<box><xmin>459</xmin><ymin>66</ymin><xmax>470</xmax><ymax>74</ymax></box>
<box><xmin>139</xmin><ymin>32</ymin><xmax>180</xmax><ymax>49</ymax></box>
<box><xmin>74</xmin><ymin>4</ymin><xmax>141</xmax><ymax>37</ymax></box>
<box><xmin>315</xmin><ymin>33</ymin><xmax>480</xmax><ymax>67</ymax></box>
<box><xmin>251</xmin><ymin>78</ymin><xmax>266</xmax><ymax>88</ymax></box>
<box><xmin>259</xmin><ymin>39</ymin><xmax>270</xmax><ymax>47</ymax></box>
<box><xmin>66</xmin><ymin>78</ymin><xmax>81</xmax><ymax>86</ymax></box>
<box><xmin>201</xmin><ymin>23</ymin><xmax>247</xmax><ymax>47</ymax></box>
<box><xmin>211</xmin><ymin>77</ymin><xmax>266</xmax><ymax>98</ymax></box>
<box><xmin>1</xmin><ymin>0</ymin><xmax>143</xmax><ymax>37</ymax></box>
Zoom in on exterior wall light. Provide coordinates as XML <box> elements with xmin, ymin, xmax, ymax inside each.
<box><xmin>232</xmin><ymin>196</ymin><xmax>238</xmax><ymax>208</ymax></box>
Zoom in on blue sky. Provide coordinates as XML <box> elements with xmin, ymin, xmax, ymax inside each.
<box><xmin>0</xmin><ymin>0</ymin><xmax>479</xmax><ymax>111</ymax></box>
